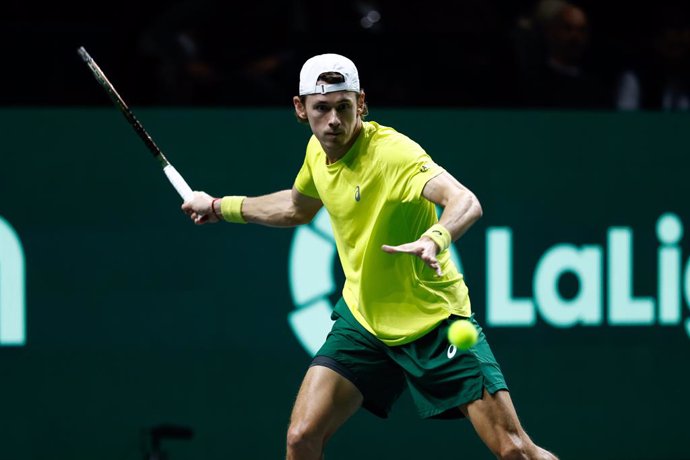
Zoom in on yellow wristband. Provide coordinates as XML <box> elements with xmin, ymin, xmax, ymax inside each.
<box><xmin>422</xmin><ymin>224</ymin><xmax>451</xmax><ymax>252</ymax></box>
<box><xmin>220</xmin><ymin>196</ymin><xmax>247</xmax><ymax>223</ymax></box>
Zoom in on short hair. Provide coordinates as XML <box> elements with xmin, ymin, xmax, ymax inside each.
<box><xmin>295</xmin><ymin>72</ymin><xmax>368</xmax><ymax>124</ymax></box>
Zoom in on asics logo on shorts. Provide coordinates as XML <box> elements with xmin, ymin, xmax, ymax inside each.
<box><xmin>447</xmin><ymin>344</ymin><xmax>457</xmax><ymax>359</ymax></box>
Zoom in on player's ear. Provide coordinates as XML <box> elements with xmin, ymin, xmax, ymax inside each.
<box><xmin>357</xmin><ymin>91</ymin><xmax>366</xmax><ymax>114</ymax></box>
<box><xmin>293</xmin><ymin>96</ymin><xmax>307</xmax><ymax>120</ymax></box>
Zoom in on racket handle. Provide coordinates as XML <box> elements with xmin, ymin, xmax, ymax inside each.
<box><xmin>163</xmin><ymin>164</ymin><xmax>193</xmax><ymax>201</ymax></box>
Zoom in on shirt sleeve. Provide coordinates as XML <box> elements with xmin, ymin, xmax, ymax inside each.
<box><xmin>380</xmin><ymin>134</ymin><xmax>446</xmax><ymax>202</ymax></box>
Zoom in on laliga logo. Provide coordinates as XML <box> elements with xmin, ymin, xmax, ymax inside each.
<box><xmin>487</xmin><ymin>212</ymin><xmax>690</xmax><ymax>336</ymax></box>
<box><xmin>0</xmin><ymin>216</ymin><xmax>26</xmax><ymax>346</ymax></box>
<box><xmin>287</xmin><ymin>211</ymin><xmax>690</xmax><ymax>356</ymax></box>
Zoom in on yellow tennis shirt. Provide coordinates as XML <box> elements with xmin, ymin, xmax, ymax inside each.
<box><xmin>294</xmin><ymin>121</ymin><xmax>471</xmax><ymax>346</ymax></box>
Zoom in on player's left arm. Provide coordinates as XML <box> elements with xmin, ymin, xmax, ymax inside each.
<box><xmin>381</xmin><ymin>171</ymin><xmax>482</xmax><ymax>275</ymax></box>
<box><xmin>422</xmin><ymin>171</ymin><xmax>483</xmax><ymax>240</ymax></box>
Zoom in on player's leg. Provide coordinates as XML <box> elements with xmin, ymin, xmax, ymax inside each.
<box><xmin>286</xmin><ymin>365</ymin><xmax>363</xmax><ymax>460</ymax></box>
<box><xmin>460</xmin><ymin>389</ymin><xmax>558</xmax><ymax>460</ymax></box>
<box><xmin>286</xmin><ymin>298</ymin><xmax>405</xmax><ymax>459</ymax></box>
<box><xmin>391</xmin><ymin>314</ymin><xmax>556</xmax><ymax>459</ymax></box>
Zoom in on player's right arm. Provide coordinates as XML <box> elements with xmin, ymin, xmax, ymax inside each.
<box><xmin>182</xmin><ymin>187</ymin><xmax>322</xmax><ymax>227</ymax></box>
<box><xmin>241</xmin><ymin>187</ymin><xmax>322</xmax><ymax>227</ymax></box>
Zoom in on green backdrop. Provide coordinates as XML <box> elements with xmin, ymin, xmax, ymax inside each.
<box><xmin>0</xmin><ymin>108</ymin><xmax>688</xmax><ymax>459</ymax></box>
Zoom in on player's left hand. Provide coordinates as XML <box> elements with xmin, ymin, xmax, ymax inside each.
<box><xmin>381</xmin><ymin>237</ymin><xmax>443</xmax><ymax>276</ymax></box>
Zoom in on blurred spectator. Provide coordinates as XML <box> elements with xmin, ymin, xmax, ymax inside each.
<box><xmin>137</xmin><ymin>0</ymin><xmax>521</xmax><ymax>107</ymax></box>
<box><xmin>515</xmin><ymin>0</ymin><xmax>611</xmax><ymax>109</ymax></box>
<box><xmin>136</xmin><ymin>0</ymin><xmax>301</xmax><ymax>105</ymax></box>
<box><xmin>3</xmin><ymin>1</ymin><xmax>690</xmax><ymax>109</ymax></box>
<box><xmin>616</xmin><ymin>3</ymin><xmax>690</xmax><ymax>111</ymax></box>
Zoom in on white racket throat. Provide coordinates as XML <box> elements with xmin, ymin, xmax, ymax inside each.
<box><xmin>163</xmin><ymin>165</ymin><xmax>193</xmax><ymax>201</ymax></box>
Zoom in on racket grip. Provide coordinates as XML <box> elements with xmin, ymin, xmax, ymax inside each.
<box><xmin>163</xmin><ymin>165</ymin><xmax>193</xmax><ymax>201</ymax></box>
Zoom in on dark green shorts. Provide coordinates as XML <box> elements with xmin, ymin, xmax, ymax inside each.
<box><xmin>313</xmin><ymin>298</ymin><xmax>508</xmax><ymax>419</ymax></box>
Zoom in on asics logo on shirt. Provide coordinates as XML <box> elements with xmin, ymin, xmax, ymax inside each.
<box><xmin>447</xmin><ymin>344</ymin><xmax>457</xmax><ymax>359</ymax></box>
<box><xmin>355</xmin><ymin>185</ymin><xmax>361</xmax><ymax>202</ymax></box>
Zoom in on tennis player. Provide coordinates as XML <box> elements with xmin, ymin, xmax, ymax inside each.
<box><xmin>182</xmin><ymin>53</ymin><xmax>557</xmax><ymax>460</ymax></box>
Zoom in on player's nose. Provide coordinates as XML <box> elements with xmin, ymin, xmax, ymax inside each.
<box><xmin>328</xmin><ymin>110</ymin><xmax>340</xmax><ymax>127</ymax></box>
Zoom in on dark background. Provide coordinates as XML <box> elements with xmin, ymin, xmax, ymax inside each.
<box><xmin>2</xmin><ymin>0</ymin><xmax>690</xmax><ymax>109</ymax></box>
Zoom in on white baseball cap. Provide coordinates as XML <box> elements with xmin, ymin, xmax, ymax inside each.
<box><xmin>298</xmin><ymin>53</ymin><xmax>360</xmax><ymax>96</ymax></box>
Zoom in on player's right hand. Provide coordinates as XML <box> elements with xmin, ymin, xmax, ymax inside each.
<box><xmin>181</xmin><ymin>191</ymin><xmax>218</xmax><ymax>225</ymax></box>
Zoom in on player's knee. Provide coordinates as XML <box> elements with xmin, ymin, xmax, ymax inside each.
<box><xmin>496</xmin><ymin>432</ymin><xmax>558</xmax><ymax>460</ymax></box>
<box><xmin>286</xmin><ymin>422</ymin><xmax>324</xmax><ymax>455</ymax></box>
<box><xmin>536</xmin><ymin>447</ymin><xmax>559</xmax><ymax>460</ymax></box>
<box><xmin>497</xmin><ymin>445</ymin><xmax>528</xmax><ymax>460</ymax></box>
<box><xmin>496</xmin><ymin>435</ymin><xmax>530</xmax><ymax>460</ymax></box>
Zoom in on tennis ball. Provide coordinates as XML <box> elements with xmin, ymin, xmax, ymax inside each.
<box><xmin>448</xmin><ymin>319</ymin><xmax>478</xmax><ymax>350</ymax></box>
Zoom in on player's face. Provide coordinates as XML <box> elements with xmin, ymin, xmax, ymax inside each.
<box><xmin>297</xmin><ymin>90</ymin><xmax>364</xmax><ymax>160</ymax></box>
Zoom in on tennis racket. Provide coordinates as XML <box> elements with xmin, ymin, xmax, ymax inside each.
<box><xmin>77</xmin><ymin>46</ymin><xmax>193</xmax><ymax>201</ymax></box>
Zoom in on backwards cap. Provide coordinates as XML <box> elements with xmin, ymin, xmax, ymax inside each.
<box><xmin>298</xmin><ymin>54</ymin><xmax>360</xmax><ymax>96</ymax></box>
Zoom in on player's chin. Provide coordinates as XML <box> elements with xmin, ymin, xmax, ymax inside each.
<box><xmin>320</xmin><ymin>136</ymin><xmax>338</xmax><ymax>146</ymax></box>
<box><xmin>322</xmin><ymin>132</ymin><xmax>345</xmax><ymax>142</ymax></box>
